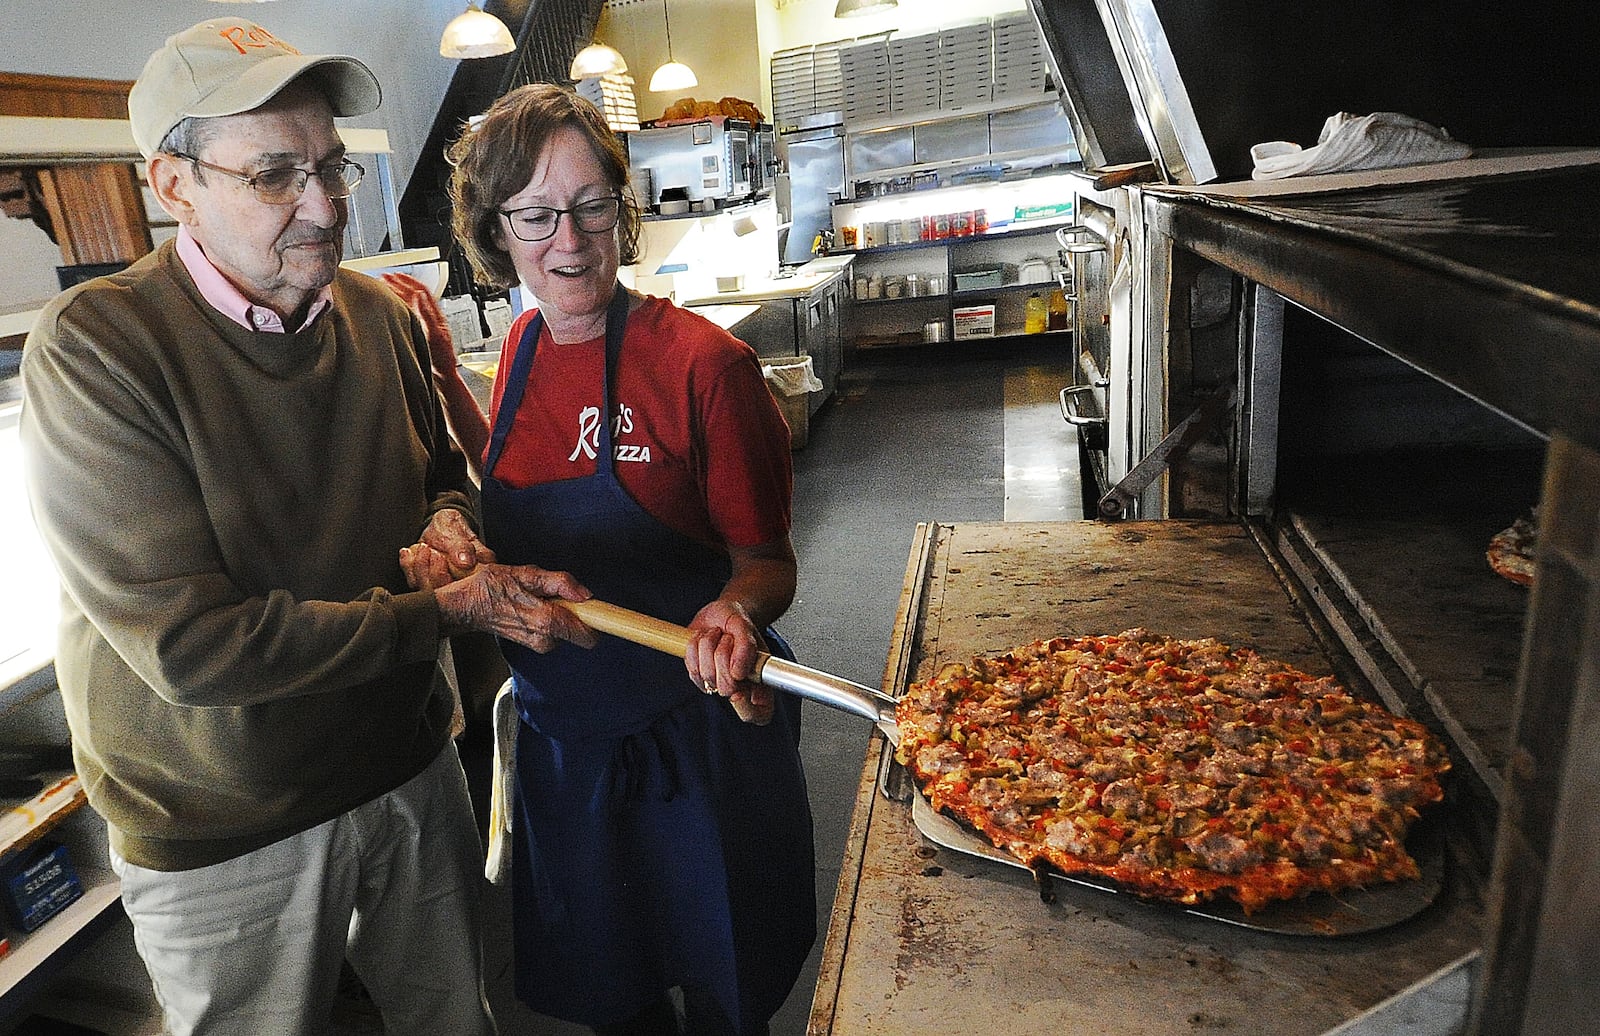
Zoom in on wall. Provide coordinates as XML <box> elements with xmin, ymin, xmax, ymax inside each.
<box><xmin>0</xmin><ymin>0</ymin><xmax>461</xmax><ymax>222</ymax></box>
<box><xmin>0</xmin><ymin>0</ymin><xmax>465</xmax><ymax>313</ymax></box>
<box><xmin>596</xmin><ymin>0</ymin><xmax>765</xmax><ymax>123</ymax></box>
<box><xmin>592</xmin><ymin>0</ymin><xmax>1030</xmax><ymax>125</ymax></box>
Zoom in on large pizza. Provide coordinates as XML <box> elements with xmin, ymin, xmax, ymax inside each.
<box><xmin>894</xmin><ymin>628</ymin><xmax>1451</xmax><ymax>914</ymax></box>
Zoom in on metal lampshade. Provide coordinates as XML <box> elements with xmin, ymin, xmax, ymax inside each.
<box><xmin>648</xmin><ymin>0</ymin><xmax>697</xmax><ymax>93</ymax></box>
<box><xmin>649</xmin><ymin>61</ymin><xmax>697</xmax><ymax>93</ymax></box>
<box><xmin>834</xmin><ymin>0</ymin><xmax>897</xmax><ymax>16</ymax></box>
<box><xmin>571</xmin><ymin>43</ymin><xmax>628</xmax><ymax>79</ymax></box>
<box><xmin>441</xmin><ymin>2</ymin><xmax>515</xmax><ymax>59</ymax></box>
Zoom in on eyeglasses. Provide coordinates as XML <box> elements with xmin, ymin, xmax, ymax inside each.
<box><xmin>170</xmin><ymin>153</ymin><xmax>364</xmax><ymax>205</ymax></box>
<box><xmin>498</xmin><ymin>195</ymin><xmax>622</xmax><ymax>242</ymax></box>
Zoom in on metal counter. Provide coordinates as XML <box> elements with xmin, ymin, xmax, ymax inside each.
<box><xmin>809</xmin><ymin>520</ymin><xmax>1484</xmax><ymax>1035</ymax></box>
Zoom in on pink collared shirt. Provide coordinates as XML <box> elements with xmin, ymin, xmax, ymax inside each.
<box><xmin>175</xmin><ymin>225</ymin><xmax>334</xmax><ymax>333</ymax></box>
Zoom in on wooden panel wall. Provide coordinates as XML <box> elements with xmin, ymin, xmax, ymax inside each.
<box><xmin>0</xmin><ymin>72</ymin><xmax>152</xmax><ymax>266</ymax></box>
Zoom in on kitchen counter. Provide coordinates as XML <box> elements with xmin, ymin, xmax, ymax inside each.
<box><xmin>681</xmin><ymin>302</ymin><xmax>760</xmax><ymax>332</ymax></box>
<box><xmin>678</xmin><ymin>271</ymin><xmax>844</xmax><ymax>307</ymax></box>
<box><xmin>682</xmin><ymin>258</ymin><xmax>852</xmax><ymax>416</ymax></box>
<box><xmin>678</xmin><ymin>257</ymin><xmax>852</xmax><ymax>307</ymax></box>
<box><xmin>810</xmin><ymin>520</ymin><xmax>1484</xmax><ymax>1035</ymax></box>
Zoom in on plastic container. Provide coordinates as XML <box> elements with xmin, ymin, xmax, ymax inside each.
<box><xmin>1024</xmin><ymin>292</ymin><xmax>1048</xmax><ymax>334</ymax></box>
<box><xmin>954</xmin><ymin>267</ymin><xmax>1003</xmax><ymax>291</ymax></box>
<box><xmin>763</xmin><ymin>356</ymin><xmax>823</xmax><ymax>449</ymax></box>
<box><xmin>440</xmin><ymin>294</ymin><xmax>483</xmax><ymax>350</ymax></box>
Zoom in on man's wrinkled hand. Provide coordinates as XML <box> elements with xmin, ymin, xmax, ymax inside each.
<box><xmin>401</xmin><ymin>509</ymin><xmax>494</xmax><ymax>590</ymax></box>
<box><xmin>434</xmin><ymin>563</ymin><xmax>598</xmax><ymax>654</ymax></box>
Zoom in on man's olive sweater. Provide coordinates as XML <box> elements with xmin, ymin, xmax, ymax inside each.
<box><xmin>21</xmin><ymin>242</ymin><xmax>474</xmax><ymax>870</ymax></box>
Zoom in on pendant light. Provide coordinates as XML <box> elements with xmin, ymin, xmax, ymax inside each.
<box><xmin>441</xmin><ymin>1</ymin><xmax>516</xmax><ymax>59</ymax></box>
<box><xmin>834</xmin><ymin>0</ymin><xmax>897</xmax><ymax>17</ymax></box>
<box><xmin>570</xmin><ymin>43</ymin><xmax>628</xmax><ymax>80</ymax></box>
<box><xmin>648</xmin><ymin>0</ymin><xmax>697</xmax><ymax>93</ymax></box>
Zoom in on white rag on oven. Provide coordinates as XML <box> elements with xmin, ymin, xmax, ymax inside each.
<box><xmin>1251</xmin><ymin>112</ymin><xmax>1473</xmax><ymax>181</ymax></box>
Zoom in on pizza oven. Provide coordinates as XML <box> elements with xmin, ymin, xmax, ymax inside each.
<box><xmin>1118</xmin><ymin>164</ymin><xmax>1600</xmax><ymax>1034</ymax></box>
<box><xmin>1011</xmin><ymin>4</ymin><xmax>1600</xmax><ymax>1025</ymax></box>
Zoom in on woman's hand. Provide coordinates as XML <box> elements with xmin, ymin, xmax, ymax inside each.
<box><xmin>383</xmin><ymin>272</ymin><xmax>458</xmax><ymax>378</ymax></box>
<box><xmin>399</xmin><ymin>509</ymin><xmax>496</xmax><ymax>591</ymax></box>
<box><xmin>686</xmin><ymin>600</ymin><xmax>774</xmax><ymax>725</ymax></box>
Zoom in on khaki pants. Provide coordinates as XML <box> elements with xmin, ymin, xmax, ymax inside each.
<box><xmin>111</xmin><ymin>745</ymin><xmax>496</xmax><ymax>1036</ymax></box>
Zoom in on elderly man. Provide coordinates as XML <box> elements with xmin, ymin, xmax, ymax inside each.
<box><xmin>20</xmin><ymin>18</ymin><xmax>595</xmax><ymax>1036</ymax></box>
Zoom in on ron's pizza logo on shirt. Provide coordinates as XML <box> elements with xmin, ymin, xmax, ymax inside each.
<box><xmin>568</xmin><ymin>402</ymin><xmax>652</xmax><ymax>464</ymax></box>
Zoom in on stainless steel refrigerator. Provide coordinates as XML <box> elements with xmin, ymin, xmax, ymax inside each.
<box><xmin>777</xmin><ymin>115</ymin><xmax>845</xmax><ymax>267</ymax></box>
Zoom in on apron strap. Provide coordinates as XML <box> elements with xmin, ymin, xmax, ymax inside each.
<box><xmin>484</xmin><ymin>285</ymin><xmax>631</xmax><ymax>481</ymax></box>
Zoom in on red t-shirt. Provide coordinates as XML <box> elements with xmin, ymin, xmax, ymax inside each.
<box><xmin>485</xmin><ymin>294</ymin><xmax>792</xmax><ymax>549</ymax></box>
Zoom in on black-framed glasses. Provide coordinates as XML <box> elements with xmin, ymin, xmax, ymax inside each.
<box><xmin>498</xmin><ymin>195</ymin><xmax>622</xmax><ymax>242</ymax></box>
<box><xmin>170</xmin><ymin>153</ymin><xmax>364</xmax><ymax>205</ymax></box>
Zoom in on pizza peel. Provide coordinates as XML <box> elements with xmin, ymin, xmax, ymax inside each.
<box><xmin>557</xmin><ymin>598</ymin><xmax>901</xmax><ymax>742</ymax></box>
<box><xmin>558</xmin><ymin>600</ymin><xmax>1443</xmax><ymax>936</ymax></box>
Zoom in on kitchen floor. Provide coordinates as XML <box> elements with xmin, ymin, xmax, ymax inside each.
<box><xmin>476</xmin><ymin>334</ymin><xmax>1084</xmax><ymax>1036</ymax></box>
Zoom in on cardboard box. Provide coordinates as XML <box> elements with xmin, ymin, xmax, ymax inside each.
<box><xmin>953</xmin><ymin>304</ymin><xmax>996</xmax><ymax>339</ymax></box>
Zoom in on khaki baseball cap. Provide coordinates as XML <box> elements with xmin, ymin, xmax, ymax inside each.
<box><xmin>128</xmin><ymin>19</ymin><xmax>381</xmax><ymax>158</ymax></box>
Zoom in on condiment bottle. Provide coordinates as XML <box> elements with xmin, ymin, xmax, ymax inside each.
<box><xmin>1047</xmin><ymin>287</ymin><xmax>1070</xmax><ymax>330</ymax></box>
<box><xmin>1024</xmin><ymin>292</ymin><xmax>1048</xmax><ymax>335</ymax></box>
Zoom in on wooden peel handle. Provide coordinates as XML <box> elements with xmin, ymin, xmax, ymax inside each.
<box><xmin>558</xmin><ymin>598</ymin><xmax>896</xmax><ymax>733</ymax></box>
<box><xmin>558</xmin><ymin>598</ymin><xmax>774</xmax><ymax>670</ymax></box>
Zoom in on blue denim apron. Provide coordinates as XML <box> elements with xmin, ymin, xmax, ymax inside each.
<box><xmin>480</xmin><ymin>287</ymin><xmax>815</xmax><ymax>1032</ymax></box>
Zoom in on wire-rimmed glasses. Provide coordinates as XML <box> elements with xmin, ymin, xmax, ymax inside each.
<box><xmin>170</xmin><ymin>153</ymin><xmax>364</xmax><ymax>205</ymax></box>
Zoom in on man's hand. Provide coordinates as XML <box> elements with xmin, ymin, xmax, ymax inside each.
<box><xmin>686</xmin><ymin>600</ymin><xmax>774</xmax><ymax>725</ymax></box>
<box><xmin>400</xmin><ymin>509</ymin><xmax>495</xmax><ymax>591</ymax></box>
<box><xmin>435</xmin><ymin>564</ymin><xmax>598</xmax><ymax>654</ymax></box>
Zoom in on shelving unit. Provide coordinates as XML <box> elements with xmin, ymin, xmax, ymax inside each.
<box><xmin>835</xmin><ymin>217</ymin><xmax>1074</xmax><ymax>348</ymax></box>
<box><xmin>0</xmin><ymin>769</ymin><xmax>123</xmax><ymax>1021</ymax></box>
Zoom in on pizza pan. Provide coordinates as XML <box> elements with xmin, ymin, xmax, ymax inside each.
<box><xmin>910</xmin><ymin>795</ymin><xmax>1446</xmax><ymax>937</ymax></box>
<box><xmin>558</xmin><ymin>599</ymin><xmax>901</xmax><ymax>742</ymax></box>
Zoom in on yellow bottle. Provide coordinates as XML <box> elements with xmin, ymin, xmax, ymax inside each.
<box><xmin>1024</xmin><ymin>292</ymin><xmax>1048</xmax><ymax>335</ymax></box>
